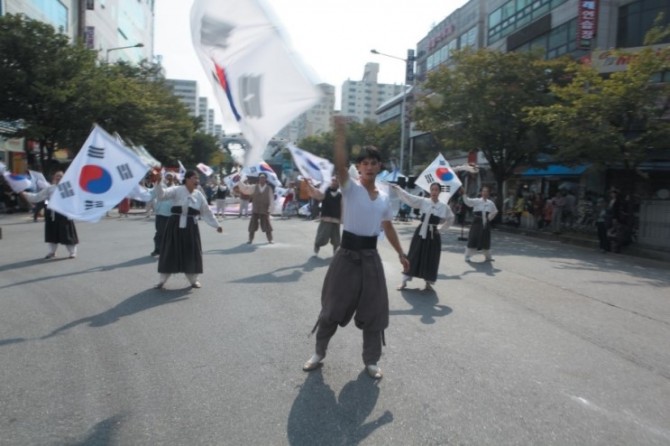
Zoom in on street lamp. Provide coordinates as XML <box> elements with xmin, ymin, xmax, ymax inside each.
<box><xmin>370</xmin><ymin>49</ymin><xmax>414</xmax><ymax>175</ymax></box>
<box><xmin>106</xmin><ymin>43</ymin><xmax>144</xmax><ymax>63</ymax></box>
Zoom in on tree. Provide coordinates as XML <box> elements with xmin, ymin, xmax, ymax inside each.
<box><xmin>186</xmin><ymin>132</ymin><xmax>220</xmax><ymax>167</ymax></box>
<box><xmin>0</xmin><ymin>14</ymin><xmax>99</xmax><ymax>170</ymax></box>
<box><xmin>414</xmin><ymin>48</ymin><xmax>569</xmax><ymax>201</ymax></box>
<box><xmin>525</xmin><ymin>31</ymin><xmax>670</xmax><ymax>187</ymax></box>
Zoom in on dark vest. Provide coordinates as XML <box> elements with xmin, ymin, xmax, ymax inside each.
<box><xmin>320</xmin><ymin>189</ymin><xmax>342</xmax><ymax>219</ymax></box>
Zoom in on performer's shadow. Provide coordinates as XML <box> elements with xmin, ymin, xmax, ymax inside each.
<box><xmin>462</xmin><ymin>260</ymin><xmax>501</xmax><ymax>277</ymax></box>
<box><xmin>391</xmin><ymin>290</ymin><xmax>452</xmax><ymax>324</ymax></box>
<box><xmin>287</xmin><ymin>370</ymin><xmax>392</xmax><ymax>446</ymax></box>
<box><xmin>40</xmin><ymin>288</ymin><xmax>190</xmax><ymax>340</ymax></box>
<box><xmin>230</xmin><ymin>256</ymin><xmax>330</xmax><ymax>284</ymax></box>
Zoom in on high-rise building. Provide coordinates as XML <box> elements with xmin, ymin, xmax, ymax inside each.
<box><xmin>166</xmin><ymin>79</ymin><xmax>198</xmax><ymax>117</ymax></box>
<box><xmin>341</xmin><ymin>63</ymin><xmax>404</xmax><ymax>123</ymax></box>
<box><xmin>3</xmin><ymin>0</ymin><xmax>79</xmax><ymax>40</ymax></box>
<box><xmin>198</xmin><ymin>96</ymin><xmax>208</xmax><ymax>132</ymax></box>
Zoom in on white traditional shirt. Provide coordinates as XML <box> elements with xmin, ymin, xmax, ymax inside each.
<box><xmin>341</xmin><ymin>178</ymin><xmax>393</xmax><ymax>237</ymax></box>
<box><xmin>394</xmin><ymin>186</ymin><xmax>454</xmax><ymax>238</ymax></box>
<box><xmin>462</xmin><ymin>196</ymin><xmax>498</xmax><ymax>226</ymax></box>
<box><xmin>156</xmin><ymin>182</ymin><xmax>220</xmax><ymax>229</ymax></box>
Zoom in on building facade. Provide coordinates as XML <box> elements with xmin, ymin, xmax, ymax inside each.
<box><xmin>341</xmin><ymin>63</ymin><xmax>404</xmax><ymax>123</ymax></box>
<box><xmin>166</xmin><ymin>79</ymin><xmax>198</xmax><ymax>118</ymax></box>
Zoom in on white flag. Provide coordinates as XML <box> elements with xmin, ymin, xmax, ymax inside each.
<box><xmin>286</xmin><ymin>144</ymin><xmax>333</xmax><ymax>193</ymax></box>
<box><xmin>242</xmin><ymin>161</ymin><xmax>280</xmax><ymax>186</ymax></box>
<box><xmin>415</xmin><ymin>153</ymin><xmax>462</xmax><ymax>202</ymax></box>
<box><xmin>197</xmin><ymin>162</ymin><xmax>214</xmax><ymax>177</ymax></box>
<box><xmin>2</xmin><ymin>172</ymin><xmax>32</xmax><ymax>193</ymax></box>
<box><xmin>177</xmin><ymin>161</ymin><xmax>187</xmax><ymax>182</ymax></box>
<box><xmin>48</xmin><ymin>125</ymin><xmax>150</xmax><ymax>222</ymax></box>
<box><xmin>190</xmin><ymin>0</ymin><xmax>322</xmax><ymax>166</ymax></box>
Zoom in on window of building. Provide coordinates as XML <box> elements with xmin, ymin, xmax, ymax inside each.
<box><xmin>87</xmin><ymin>0</ymin><xmax>95</xmax><ymax>9</ymax></box>
<box><xmin>28</xmin><ymin>0</ymin><xmax>68</xmax><ymax>33</ymax></box>
<box><xmin>617</xmin><ymin>0</ymin><xmax>670</xmax><ymax>48</ymax></box>
<box><xmin>460</xmin><ymin>26</ymin><xmax>478</xmax><ymax>49</ymax></box>
<box><xmin>515</xmin><ymin>19</ymin><xmax>577</xmax><ymax>59</ymax></box>
<box><xmin>487</xmin><ymin>0</ymin><xmax>568</xmax><ymax>45</ymax></box>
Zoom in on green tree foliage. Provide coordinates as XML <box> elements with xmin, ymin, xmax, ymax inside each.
<box><xmin>186</xmin><ymin>132</ymin><xmax>220</xmax><ymax>167</ymax></box>
<box><xmin>0</xmin><ymin>14</ymin><xmax>199</xmax><ymax>170</ymax></box>
<box><xmin>298</xmin><ymin>119</ymin><xmax>400</xmax><ymax>168</ymax></box>
<box><xmin>414</xmin><ymin>48</ymin><xmax>569</xmax><ymax>196</ymax></box>
<box><xmin>0</xmin><ymin>14</ymin><xmax>99</xmax><ymax>168</ymax></box>
<box><xmin>525</xmin><ymin>27</ymin><xmax>670</xmax><ymax>173</ymax></box>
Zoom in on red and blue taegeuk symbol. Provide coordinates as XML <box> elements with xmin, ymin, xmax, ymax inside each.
<box><xmin>79</xmin><ymin>165</ymin><xmax>113</xmax><ymax>194</ymax></box>
<box><xmin>435</xmin><ymin>167</ymin><xmax>454</xmax><ymax>181</ymax></box>
<box><xmin>259</xmin><ymin>162</ymin><xmax>275</xmax><ymax>174</ymax></box>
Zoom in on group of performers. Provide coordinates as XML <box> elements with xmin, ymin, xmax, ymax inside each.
<box><xmin>20</xmin><ymin>119</ymin><xmax>497</xmax><ymax>381</ymax></box>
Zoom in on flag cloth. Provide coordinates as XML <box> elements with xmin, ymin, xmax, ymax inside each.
<box><xmin>190</xmin><ymin>0</ymin><xmax>322</xmax><ymax>166</ymax></box>
<box><xmin>3</xmin><ymin>172</ymin><xmax>32</xmax><ymax>193</ymax></box>
<box><xmin>415</xmin><ymin>153</ymin><xmax>463</xmax><ymax>202</ymax></box>
<box><xmin>286</xmin><ymin>144</ymin><xmax>333</xmax><ymax>193</ymax></box>
<box><xmin>177</xmin><ymin>161</ymin><xmax>187</xmax><ymax>182</ymax></box>
<box><xmin>48</xmin><ymin>125</ymin><xmax>150</xmax><ymax>222</ymax></box>
<box><xmin>0</xmin><ymin>161</ymin><xmax>7</xmax><ymax>175</ymax></box>
<box><xmin>197</xmin><ymin>162</ymin><xmax>214</xmax><ymax>177</ymax></box>
<box><xmin>242</xmin><ymin>161</ymin><xmax>280</xmax><ymax>186</ymax></box>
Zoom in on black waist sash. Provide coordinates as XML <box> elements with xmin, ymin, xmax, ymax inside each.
<box><xmin>341</xmin><ymin>230</ymin><xmax>377</xmax><ymax>250</ymax></box>
<box><xmin>170</xmin><ymin>206</ymin><xmax>201</xmax><ymax>216</ymax></box>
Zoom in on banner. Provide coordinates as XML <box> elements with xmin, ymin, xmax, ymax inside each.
<box><xmin>415</xmin><ymin>153</ymin><xmax>462</xmax><ymax>202</ymax></box>
<box><xmin>286</xmin><ymin>144</ymin><xmax>333</xmax><ymax>193</ymax></box>
<box><xmin>190</xmin><ymin>0</ymin><xmax>322</xmax><ymax>165</ymax></box>
<box><xmin>48</xmin><ymin>125</ymin><xmax>150</xmax><ymax>222</ymax></box>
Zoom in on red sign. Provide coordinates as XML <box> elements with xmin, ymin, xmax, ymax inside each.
<box><xmin>577</xmin><ymin>0</ymin><xmax>598</xmax><ymax>49</ymax></box>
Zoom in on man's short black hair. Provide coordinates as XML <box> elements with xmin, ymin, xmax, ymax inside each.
<box><xmin>258</xmin><ymin>173</ymin><xmax>267</xmax><ymax>179</ymax></box>
<box><xmin>355</xmin><ymin>145</ymin><xmax>382</xmax><ymax>164</ymax></box>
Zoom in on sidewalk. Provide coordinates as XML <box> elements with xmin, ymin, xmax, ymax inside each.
<box><xmin>493</xmin><ymin>224</ymin><xmax>670</xmax><ymax>264</ymax></box>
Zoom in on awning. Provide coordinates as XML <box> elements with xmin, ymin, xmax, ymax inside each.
<box><xmin>521</xmin><ymin>164</ymin><xmax>589</xmax><ymax>177</ymax></box>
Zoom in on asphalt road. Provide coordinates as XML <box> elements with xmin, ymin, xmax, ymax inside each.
<box><xmin>1</xmin><ymin>211</ymin><xmax>669</xmax><ymax>445</ymax></box>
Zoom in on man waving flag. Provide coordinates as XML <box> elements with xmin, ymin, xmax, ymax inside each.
<box><xmin>190</xmin><ymin>0</ymin><xmax>322</xmax><ymax>166</ymax></box>
<box><xmin>48</xmin><ymin>124</ymin><xmax>150</xmax><ymax>222</ymax></box>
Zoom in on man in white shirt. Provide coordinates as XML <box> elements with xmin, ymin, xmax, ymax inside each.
<box><xmin>302</xmin><ymin>117</ymin><xmax>409</xmax><ymax>380</ymax></box>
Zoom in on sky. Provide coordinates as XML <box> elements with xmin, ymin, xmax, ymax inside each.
<box><xmin>154</xmin><ymin>0</ymin><xmax>463</xmax><ymax>131</ymax></box>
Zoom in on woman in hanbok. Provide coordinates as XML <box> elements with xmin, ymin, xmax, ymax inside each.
<box><xmin>461</xmin><ymin>186</ymin><xmax>498</xmax><ymax>262</ymax></box>
<box><xmin>393</xmin><ymin>182</ymin><xmax>454</xmax><ymax>291</ymax></box>
<box><xmin>153</xmin><ymin>169</ymin><xmax>222</xmax><ymax>289</ymax></box>
<box><xmin>21</xmin><ymin>171</ymin><xmax>79</xmax><ymax>259</ymax></box>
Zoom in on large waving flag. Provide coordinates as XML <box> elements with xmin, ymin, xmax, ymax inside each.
<box><xmin>3</xmin><ymin>172</ymin><xmax>32</xmax><ymax>193</ymax></box>
<box><xmin>48</xmin><ymin>125</ymin><xmax>150</xmax><ymax>222</ymax></box>
<box><xmin>190</xmin><ymin>0</ymin><xmax>322</xmax><ymax>166</ymax></box>
<box><xmin>415</xmin><ymin>153</ymin><xmax>463</xmax><ymax>202</ymax></box>
<box><xmin>29</xmin><ymin>170</ymin><xmax>49</xmax><ymax>190</ymax></box>
<box><xmin>286</xmin><ymin>144</ymin><xmax>333</xmax><ymax>193</ymax></box>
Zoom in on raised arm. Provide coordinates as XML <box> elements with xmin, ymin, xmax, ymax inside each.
<box><xmin>333</xmin><ymin>116</ymin><xmax>349</xmax><ymax>187</ymax></box>
<box><xmin>306</xmin><ymin>180</ymin><xmax>325</xmax><ymax>201</ymax></box>
<box><xmin>392</xmin><ymin>185</ymin><xmax>425</xmax><ymax>209</ymax></box>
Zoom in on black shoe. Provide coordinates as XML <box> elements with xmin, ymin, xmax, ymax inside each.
<box><xmin>150</xmin><ymin>251</ymin><xmax>159</xmax><ymax>257</ymax></box>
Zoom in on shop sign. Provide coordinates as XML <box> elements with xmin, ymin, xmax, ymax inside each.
<box><xmin>577</xmin><ymin>0</ymin><xmax>598</xmax><ymax>49</ymax></box>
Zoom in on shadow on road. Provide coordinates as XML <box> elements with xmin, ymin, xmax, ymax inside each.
<box><xmin>287</xmin><ymin>370</ymin><xmax>392</xmax><ymax>445</ymax></box>
<box><xmin>40</xmin><ymin>288</ymin><xmax>190</xmax><ymax>340</ymax></box>
<box><xmin>229</xmin><ymin>256</ymin><xmax>330</xmax><ymax>284</ymax></box>
<box><xmin>65</xmin><ymin>414</ymin><xmax>124</xmax><ymax>446</ymax></box>
<box><xmin>0</xmin><ymin>256</ymin><xmax>156</xmax><ymax>291</ymax></box>
<box><xmin>391</xmin><ymin>290</ymin><xmax>453</xmax><ymax>324</ymax></box>
<box><xmin>461</xmin><ymin>260</ymin><xmax>501</xmax><ymax>277</ymax></box>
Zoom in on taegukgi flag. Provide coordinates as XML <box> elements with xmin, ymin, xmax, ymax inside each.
<box><xmin>2</xmin><ymin>172</ymin><xmax>32</xmax><ymax>193</ymax></box>
<box><xmin>197</xmin><ymin>162</ymin><xmax>214</xmax><ymax>177</ymax></box>
<box><xmin>286</xmin><ymin>143</ymin><xmax>333</xmax><ymax>193</ymax></box>
<box><xmin>415</xmin><ymin>153</ymin><xmax>462</xmax><ymax>202</ymax></box>
<box><xmin>242</xmin><ymin>161</ymin><xmax>280</xmax><ymax>186</ymax></box>
<box><xmin>48</xmin><ymin>124</ymin><xmax>150</xmax><ymax>222</ymax></box>
<box><xmin>190</xmin><ymin>0</ymin><xmax>322</xmax><ymax>166</ymax></box>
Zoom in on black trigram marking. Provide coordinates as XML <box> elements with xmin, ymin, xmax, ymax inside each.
<box><xmin>441</xmin><ymin>185</ymin><xmax>451</xmax><ymax>193</ymax></box>
<box><xmin>239</xmin><ymin>75</ymin><xmax>262</xmax><ymax>119</ymax></box>
<box><xmin>88</xmin><ymin>145</ymin><xmax>105</xmax><ymax>159</ymax></box>
<box><xmin>117</xmin><ymin>163</ymin><xmax>133</xmax><ymax>180</ymax></box>
<box><xmin>58</xmin><ymin>181</ymin><xmax>75</xmax><ymax>198</ymax></box>
<box><xmin>85</xmin><ymin>200</ymin><xmax>104</xmax><ymax>210</ymax></box>
<box><xmin>247</xmin><ymin>166</ymin><xmax>258</xmax><ymax>175</ymax></box>
<box><xmin>423</xmin><ymin>173</ymin><xmax>435</xmax><ymax>183</ymax></box>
